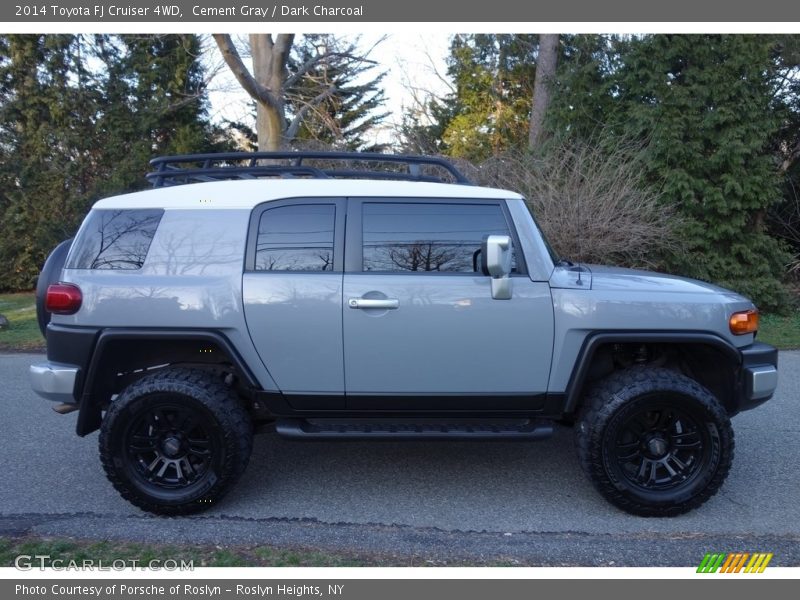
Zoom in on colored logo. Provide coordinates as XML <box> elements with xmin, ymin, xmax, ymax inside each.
<box><xmin>697</xmin><ymin>552</ymin><xmax>773</xmax><ymax>573</ymax></box>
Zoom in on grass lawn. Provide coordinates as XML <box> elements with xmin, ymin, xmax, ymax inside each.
<box><xmin>758</xmin><ymin>312</ymin><xmax>800</xmax><ymax>350</ymax></box>
<box><xmin>1</xmin><ymin>291</ymin><xmax>798</xmax><ymax>351</ymax></box>
<box><xmin>0</xmin><ymin>292</ymin><xmax>43</xmax><ymax>351</ymax></box>
<box><xmin>0</xmin><ymin>535</ymin><xmax>396</xmax><ymax>568</ymax></box>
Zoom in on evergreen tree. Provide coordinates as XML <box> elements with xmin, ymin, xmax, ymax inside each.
<box><xmin>431</xmin><ymin>34</ymin><xmax>538</xmax><ymax>161</ymax></box>
<box><xmin>0</xmin><ymin>35</ymin><xmax>98</xmax><ymax>290</ymax></box>
<box><xmin>547</xmin><ymin>34</ymin><xmax>624</xmax><ymax>140</ymax></box>
<box><xmin>93</xmin><ymin>34</ymin><xmax>228</xmax><ymax>196</ymax></box>
<box><xmin>546</xmin><ymin>35</ymin><xmax>797</xmax><ymax>308</ymax></box>
<box><xmin>0</xmin><ymin>34</ymin><xmax>227</xmax><ymax>291</ymax></box>
<box><xmin>287</xmin><ymin>35</ymin><xmax>388</xmax><ymax>151</ymax></box>
<box><xmin>398</xmin><ymin>94</ymin><xmax>456</xmax><ymax>155</ymax></box>
<box><xmin>768</xmin><ymin>35</ymin><xmax>800</xmax><ymax>278</ymax></box>
<box><xmin>613</xmin><ymin>35</ymin><xmax>791</xmax><ymax>309</ymax></box>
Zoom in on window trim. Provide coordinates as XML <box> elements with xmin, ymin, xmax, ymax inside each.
<box><xmin>245</xmin><ymin>197</ymin><xmax>346</xmax><ymax>273</ymax></box>
<box><xmin>344</xmin><ymin>197</ymin><xmax>528</xmax><ymax>276</ymax></box>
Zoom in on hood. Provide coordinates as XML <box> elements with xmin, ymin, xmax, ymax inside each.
<box><xmin>550</xmin><ymin>264</ymin><xmax>750</xmax><ymax>301</ymax></box>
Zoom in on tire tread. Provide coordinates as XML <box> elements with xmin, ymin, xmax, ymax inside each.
<box><xmin>98</xmin><ymin>367</ymin><xmax>252</xmax><ymax>516</ymax></box>
<box><xmin>575</xmin><ymin>367</ymin><xmax>734</xmax><ymax>517</ymax></box>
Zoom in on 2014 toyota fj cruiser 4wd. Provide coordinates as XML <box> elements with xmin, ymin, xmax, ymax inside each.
<box><xmin>30</xmin><ymin>152</ymin><xmax>778</xmax><ymax>517</ymax></box>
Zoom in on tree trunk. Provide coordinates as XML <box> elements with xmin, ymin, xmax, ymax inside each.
<box><xmin>213</xmin><ymin>33</ymin><xmax>293</xmax><ymax>151</ymax></box>
<box><xmin>250</xmin><ymin>34</ymin><xmax>278</xmax><ymax>151</ymax></box>
<box><xmin>528</xmin><ymin>34</ymin><xmax>559</xmax><ymax>150</ymax></box>
<box><xmin>254</xmin><ymin>103</ymin><xmax>283</xmax><ymax>151</ymax></box>
<box><xmin>250</xmin><ymin>34</ymin><xmax>293</xmax><ymax>151</ymax></box>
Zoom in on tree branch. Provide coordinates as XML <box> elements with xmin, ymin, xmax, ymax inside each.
<box><xmin>781</xmin><ymin>141</ymin><xmax>800</xmax><ymax>173</ymax></box>
<box><xmin>283</xmin><ymin>49</ymin><xmax>377</xmax><ymax>91</ymax></box>
<box><xmin>212</xmin><ymin>33</ymin><xmax>278</xmax><ymax>108</ymax></box>
<box><xmin>285</xmin><ymin>85</ymin><xmax>338</xmax><ymax>140</ymax></box>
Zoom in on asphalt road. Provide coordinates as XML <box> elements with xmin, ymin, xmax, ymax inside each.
<box><xmin>1</xmin><ymin>352</ymin><xmax>799</xmax><ymax>566</ymax></box>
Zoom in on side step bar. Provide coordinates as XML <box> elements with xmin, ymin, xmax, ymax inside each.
<box><xmin>275</xmin><ymin>418</ymin><xmax>553</xmax><ymax>441</ymax></box>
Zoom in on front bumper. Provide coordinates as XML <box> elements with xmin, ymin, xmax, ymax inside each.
<box><xmin>737</xmin><ymin>341</ymin><xmax>779</xmax><ymax>412</ymax></box>
<box><xmin>29</xmin><ymin>362</ymin><xmax>79</xmax><ymax>403</ymax></box>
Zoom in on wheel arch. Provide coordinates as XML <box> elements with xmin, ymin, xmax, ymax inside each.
<box><xmin>76</xmin><ymin>329</ymin><xmax>261</xmax><ymax>437</ymax></box>
<box><xmin>563</xmin><ymin>332</ymin><xmax>743</xmax><ymax>416</ymax></box>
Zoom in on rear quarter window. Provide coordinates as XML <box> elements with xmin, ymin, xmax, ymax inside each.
<box><xmin>66</xmin><ymin>209</ymin><xmax>163</xmax><ymax>270</ymax></box>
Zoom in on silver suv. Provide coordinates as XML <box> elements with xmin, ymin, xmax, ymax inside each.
<box><xmin>29</xmin><ymin>152</ymin><xmax>778</xmax><ymax>517</ymax></box>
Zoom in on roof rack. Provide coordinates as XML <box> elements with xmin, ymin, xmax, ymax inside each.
<box><xmin>146</xmin><ymin>151</ymin><xmax>473</xmax><ymax>188</ymax></box>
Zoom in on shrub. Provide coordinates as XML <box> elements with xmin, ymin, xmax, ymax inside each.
<box><xmin>475</xmin><ymin>139</ymin><xmax>681</xmax><ymax>268</ymax></box>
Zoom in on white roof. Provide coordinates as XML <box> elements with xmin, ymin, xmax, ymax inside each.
<box><xmin>94</xmin><ymin>179</ymin><xmax>523</xmax><ymax>210</ymax></box>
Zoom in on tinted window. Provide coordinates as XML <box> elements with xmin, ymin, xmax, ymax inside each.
<box><xmin>67</xmin><ymin>209</ymin><xmax>163</xmax><ymax>270</ymax></box>
<box><xmin>362</xmin><ymin>202</ymin><xmax>513</xmax><ymax>272</ymax></box>
<box><xmin>256</xmin><ymin>204</ymin><xmax>335</xmax><ymax>271</ymax></box>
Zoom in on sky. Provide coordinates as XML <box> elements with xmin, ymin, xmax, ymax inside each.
<box><xmin>204</xmin><ymin>33</ymin><xmax>453</xmax><ymax>147</ymax></box>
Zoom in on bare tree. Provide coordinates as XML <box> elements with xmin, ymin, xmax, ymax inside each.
<box><xmin>528</xmin><ymin>34</ymin><xmax>559</xmax><ymax>150</ymax></box>
<box><xmin>478</xmin><ymin>138</ymin><xmax>681</xmax><ymax>268</ymax></box>
<box><xmin>72</xmin><ymin>210</ymin><xmax>161</xmax><ymax>270</ymax></box>
<box><xmin>212</xmin><ymin>34</ymin><xmax>381</xmax><ymax>151</ymax></box>
<box><xmin>213</xmin><ymin>34</ymin><xmax>293</xmax><ymax>151</ymax></box>
<box><xmin>388</xmin><ymin>243</ymin><xmax>462</xmax><ymax>272</ymax></box>
<box><xmin>364</xmin><ymin>242</ymin><xmax>469</xmax><ymax>272</ymax></box>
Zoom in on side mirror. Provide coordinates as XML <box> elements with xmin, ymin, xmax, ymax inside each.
<box><xmin>481</xmin><ymin>235</ymin><xmax>513</xmax><ymax>299</ymax></box>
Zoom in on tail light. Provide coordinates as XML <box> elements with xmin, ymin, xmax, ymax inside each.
<box><xmin>45</xmin><ymin>283</ymin><xmax>82</xmax><ymax>315</ymax></box>
<box><xmin>729</xmin><ymin>309</ymin><xmax>759</xmax><ymax>335</ymax></box>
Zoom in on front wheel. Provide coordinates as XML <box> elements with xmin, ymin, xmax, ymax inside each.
<box><xmin>575</xmin><ymin>367</ymin><xmax>734</xmax><ymax>517</ymax></box>
<box><xmin>99</xmin><ymin>368</ymin><xmax>252</xmax><ymax>515</ymax></box>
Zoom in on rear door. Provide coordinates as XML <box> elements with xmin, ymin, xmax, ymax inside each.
<box><xmin>342</xmin><ymin>198</ymin><xmax>554</xmax><ymax>410</ymax></box>
<box><xmin>243</xmin><ymin>198</ymin><xmax>346</xmax><ymax>409</ymax></box>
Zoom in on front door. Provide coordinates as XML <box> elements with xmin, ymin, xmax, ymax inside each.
<box><xmin>342</xmin><ymin>198</ymin><xmax>554</xmax><ymax>410</ymax></box>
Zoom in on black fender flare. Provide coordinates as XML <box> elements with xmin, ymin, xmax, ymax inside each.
<box><xmin>76</xmin><ymin>328</ymin><xmax>261</xmax><ymax>436</ymax></box>
<box><xmin>562</xmin><ymin>331</ymin><xmax>742</xmax><ymax>414</ymax></box>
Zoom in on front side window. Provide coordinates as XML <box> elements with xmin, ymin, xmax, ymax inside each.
<box><xmin>255</xmin><ymin>204</ymin><xmax>335</xmax><ymax>271</ymax></box>
<box><xmin>362</xmin><ymin>202</ymin><xmax>513</xmax><ymax>272</ymax></box>
<box><xmin>67</xmin><ymin>209</ymin><xmax>163</xmax><ymax>270</ymax></box>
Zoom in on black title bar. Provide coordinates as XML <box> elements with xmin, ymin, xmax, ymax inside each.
<box><xmin>3</xmin><ymin>0</ymin><xmax>800</xmax><ymax>22</ymax></box>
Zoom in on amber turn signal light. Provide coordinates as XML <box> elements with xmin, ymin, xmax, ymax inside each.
<box><xmin>729</xmin><ymin>309</ymin><xmax>759</xmax><ymax>335</ymax></box>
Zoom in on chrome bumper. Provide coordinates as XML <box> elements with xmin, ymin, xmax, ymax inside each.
<box><xmin>29</xmin><ymin>362</ymin><xmax>78</xmax><ymax>403</ymax></box>
<box><xmin>744</xmin><ymin>365</ymin><xmax>778</xmax><ymax>401</ymax></box>
<box><xmin>735</xmin><ymin>342</ymin><xmax>779</xmax><ymax>413</ymax></box>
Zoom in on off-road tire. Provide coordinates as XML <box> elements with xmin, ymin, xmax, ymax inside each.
<box><xmin>99</xmin><ymin>368</ymin><xmax>252</xmax><ymax>516</ymax></box>
<box><xmin>575</xmin><ymin>367</ymin><xmax>733</xmax><ymax>517</ymax></box>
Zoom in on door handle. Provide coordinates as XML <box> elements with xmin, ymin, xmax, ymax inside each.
<box><xmin>348</xmin><ymin>298</ymin><xmax>399</xmax><ymax>310</ymax></box>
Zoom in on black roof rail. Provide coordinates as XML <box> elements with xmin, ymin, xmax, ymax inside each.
<box><xmin>146</xmin><ymin>151</ymin><xmax>473</xmax><ymax>188</ymax></box>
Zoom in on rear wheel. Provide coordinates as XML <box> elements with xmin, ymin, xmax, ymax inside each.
<box><xmin>575</xmin><ymin>367</ymin><xmax>733</xmax><ymax>517</ymax></box>
<box><xmin>99</xmin><ymin>368</ymin><xmax>252</xmax><ymax>515</ymax></box>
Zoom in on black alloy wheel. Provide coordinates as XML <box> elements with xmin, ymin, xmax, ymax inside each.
<box><xmin>124</xmin><ymin>400</ymin><xmax>217</xmax><ymax>491</ymax></box>
<box><xmin>607</xmin><ymin>400</ymin><xmax>714</xmax><ymax>493</ymax></box>
<box><xmin>99</xmin><ymin>368</ymin><xmax>252</xmax><ymax>515</ymax></box>
<box><xmin>576</xmin><ymin>367</ymin><xmax>733</xmax><ymax>517</ymax></box>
